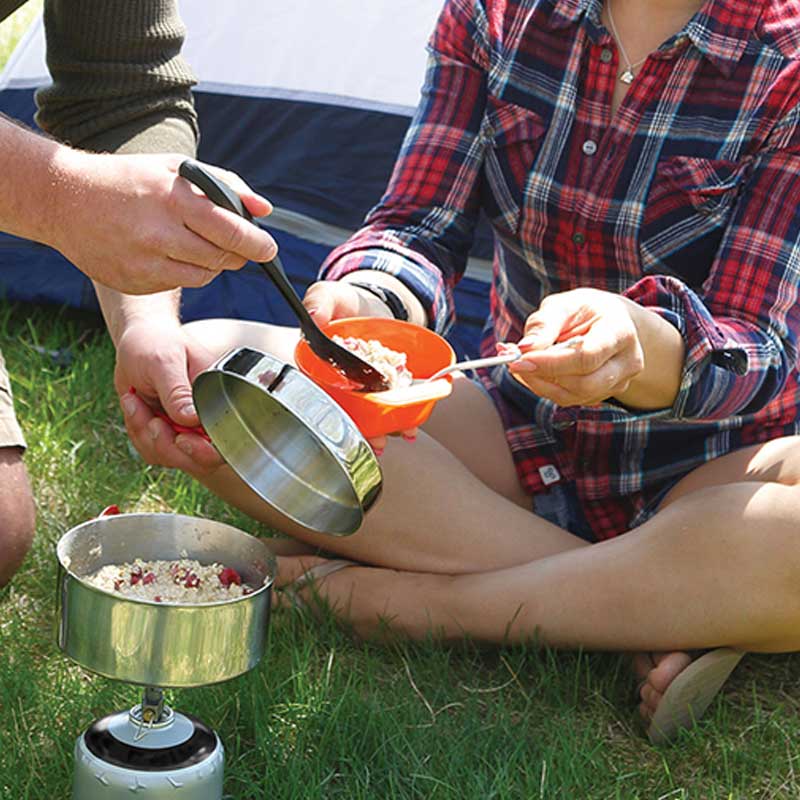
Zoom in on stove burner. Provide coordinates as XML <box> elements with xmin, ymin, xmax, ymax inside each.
<box><xmin>84</xmin><ymin>712</ymin><xmax>217</xmax><ymax>771</ymax></box>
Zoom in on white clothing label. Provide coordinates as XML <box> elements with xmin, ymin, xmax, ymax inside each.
<box><xmin>538</xmin><ymin>464</ymin><xmax>561</xmax><ymax>485</ymax></box>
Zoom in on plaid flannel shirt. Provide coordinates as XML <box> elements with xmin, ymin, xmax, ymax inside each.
<box><xmin>321</xmin><ymin>0</ymin><xmax>800</xmax><ymax>540</ymax></box>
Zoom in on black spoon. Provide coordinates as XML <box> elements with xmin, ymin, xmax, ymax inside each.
<box><xmin>178</xmin><ymin>160</ymin><xmax>390</xmax><ymax>393</ymax></box>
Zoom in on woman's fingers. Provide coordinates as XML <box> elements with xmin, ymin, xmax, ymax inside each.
<box><xmin>510</xmin><ymin>313</ymin><xmax>643</xmax><ymax>405</ymax></box>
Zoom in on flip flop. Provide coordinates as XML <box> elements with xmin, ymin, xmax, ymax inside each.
<box><xmin>280</xmin><ymin>559</ymin><xmax>358</xmax><ymax>612</ymax></box>
<box><xmin>646</xmin><ymin>647</ymin><xmax>745</xmax><ymax>745</ymax></box>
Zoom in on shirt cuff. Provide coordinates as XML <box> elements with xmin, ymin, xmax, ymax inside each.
<box><xmin>320</xmin><ymin>234</ymin><xmax>455</xmax><ymax>333</ymax></box>
<box><xmin>76</xmin><ymin>112</ymin><xmax>198</xmax><ymax>157</ymax></box>
<box><xmin>624</xmin><ymin>275</ymin><xmax>748</xmax><ymax>419</ymax></box>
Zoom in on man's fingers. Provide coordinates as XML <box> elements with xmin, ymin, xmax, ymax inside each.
<box><xmin>177</xmin><ymin>179</ymin><xmax>278</xmax><ymax>263</ymax></box>
<box><xmin>173</xmin><ymin>434</ymin><xmax>225</xmax><ymax>470</ymax></box>
<box><xmin>120</xmin><ymin>392</ymin><xmax>221</xmax><ymax>472</ymax></box>
<box><xmin>148</xmin><ymin>352</ymin><xmax>198</xmax><ymax>426</ymax></box>
<box><xmin>197</xmin><ymin>163</ymin><xmax>273</xmax><ymax>218</ymax></box>
<box><xmin>163</xmin><ymin>227</ymin><xmax>248</xmax><ymax>273</ymax></box>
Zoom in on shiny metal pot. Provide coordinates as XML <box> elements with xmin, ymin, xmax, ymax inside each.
<box><xmin>56</xmin><ymin>512</ymin><xmax>274</xmax><ymax>688</ymax></box>
<box><xmin>192</xmin><ymin>347</ymin><xmax>382</xmax><ymax>536</ymax></box>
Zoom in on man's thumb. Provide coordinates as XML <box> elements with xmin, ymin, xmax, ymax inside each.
<box><xmin>154</xmin><ymin>357</ymin><xmax>198</xmax><ymax>426</ymax></box>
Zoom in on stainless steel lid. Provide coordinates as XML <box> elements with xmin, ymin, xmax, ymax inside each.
<box><xmin>192</xmin><ymin>348</ymin><xmax>382</xmax><ymax>536</ymax></box>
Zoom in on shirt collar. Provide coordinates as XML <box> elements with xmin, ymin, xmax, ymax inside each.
<box><xmin>546</xmin><ymin>0</ymin><xmax>766</xmax><ymax>76</ymax></box>
<box><xmin>683</xmin><ymin>0</ymin><xmax>765</xmax><ymax>76</ymax></box>
<box><xmin>548</xmin><ymin>0</ymin><xmax>601</xmax><ymax>28</ymax></box>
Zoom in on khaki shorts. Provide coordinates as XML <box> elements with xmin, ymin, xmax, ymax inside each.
<box><xmin>0</xmin><ymin>347</ymin><xmax>26</xmax><ymax>449</ymax></box>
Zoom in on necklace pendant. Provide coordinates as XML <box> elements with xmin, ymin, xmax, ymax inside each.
<box><xmin>620</xmin><ymin>68</ymin><xmax>635</xmax><ymax>84</ymax></box>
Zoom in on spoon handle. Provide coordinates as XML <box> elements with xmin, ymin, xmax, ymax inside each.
<box><xmin>178</xmin><ymin>160</ymin><xmax>318</xmax><ymax>339</ymax></box>
<box><xmin>426</xmin><ymin>351</ymin><xmax>521</xmax><ymax>382</ymax></box>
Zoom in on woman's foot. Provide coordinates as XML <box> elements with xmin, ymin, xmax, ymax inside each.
<box><xmin>273</xmin><ymin>554</ymin><xmax>459</xmax><ymax>641</ymax></box>
<box><xmin>631</xmin><ymin>648</ymin><xmax>745</xmax><ymax>744</ymax></box>
<box><xmin>632</xmin><ymin>651</ymin><xmax>693</xmax><ymax>725</ymax></box>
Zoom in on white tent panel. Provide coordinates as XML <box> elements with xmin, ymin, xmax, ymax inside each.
<box><xmin>0</xmin><ymin>1</ymin><xmax>443</xmax><ymax>114</ymax></box>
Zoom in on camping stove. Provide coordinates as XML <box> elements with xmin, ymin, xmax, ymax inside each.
<box><xmin>56</xmin><ymin>511</ymin><xmax>276</xmax><ymax>799</ymax></box>
<box><xmin>72</xmin><ymin>687</ymin><xmax>224</xmax><ymax>798</ymax></box>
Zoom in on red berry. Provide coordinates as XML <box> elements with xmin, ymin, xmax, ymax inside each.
<box><xmin>218</xmin><ymin>567</ymin><xmax>242</xmax><ymax>588</ymax></box>
<box><xmin>130</xmin><ymin>566</ymin><xmax>143</xmax><ymax>586</ymax></box>
<box><xmin>154</xmin><ymin>596</ymin><xmax>162</xmax><ymax>603</ymax></box>
<box><xmin>142</xmin><ymin>572</ymin><xmax>156</xmax><ymax>585</ymax></box>
<box><xmin>183</xmin><ymin>572</ymin><xmax>200</xmax><ymax>588</ymax></box>
<box><xmin>113</xmin><ymin>579</ymin><xmax>124</xmax><ymax>592</ymax></box>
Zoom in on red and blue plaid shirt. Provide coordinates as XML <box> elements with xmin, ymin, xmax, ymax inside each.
<box><xmin>321</xmin><ymin>0</ymin><xmax>800</xmax><ymax>540</ymax></box>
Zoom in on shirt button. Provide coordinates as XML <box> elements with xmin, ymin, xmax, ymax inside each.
<box><xmin>582</xmin><ymin>139</ymin><xmax>598</xmax><ymax>156</ymax></box>
<box><xmin>572</xmin><ymin>232</ymin><xmax>586</xmax><ymax>246</ymax></box>
<box><xmin>600</xmin><ymin>48</ymin><xmax>613</xmax><ymax>62</ymax></box>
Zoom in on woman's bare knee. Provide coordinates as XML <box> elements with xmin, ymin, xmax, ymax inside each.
<box><xmin>660</xmin><ymin>435</ymin><xmax>800</xmax><ymax>510</ymax></box>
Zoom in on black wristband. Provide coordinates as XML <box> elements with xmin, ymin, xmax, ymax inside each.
<box><xmin>349</xmin><ymin>281</ymin><xmax>409</xmax><ymax>321</ymax></box>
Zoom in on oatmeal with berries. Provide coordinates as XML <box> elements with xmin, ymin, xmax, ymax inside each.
<box><xmin>332</xmin><ymin>335</ymin><xmax>413</xmax><ymax>389</ymax></box>
<box><xmin>86</xmin><ymin>558</ymin><xmax>257</xmax><ymax>603</ymax></box>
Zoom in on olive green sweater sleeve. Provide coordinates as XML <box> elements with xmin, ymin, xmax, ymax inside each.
<box><xmin>32</xmin><ymin>0</ymin><xmax>199</xmax><ymax>156</ymax></box>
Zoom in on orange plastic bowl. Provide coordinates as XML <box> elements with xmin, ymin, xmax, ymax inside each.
<box><xmin>294</xmin><ymin>317</ymin><xmax>456</xmax><ymax>439</ymax></box>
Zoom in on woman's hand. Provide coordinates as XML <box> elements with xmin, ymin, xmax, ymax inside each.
<box><xmin>303</xmin><ymin>278</ymin><xmax>416</xmax><ymax>451</ymax></box>
<box><xmin>508</xmin><ymin>288</ymin><xmax>683</xmax><ymax>410</ymax></box>
<box><xmin>302</xmin><ymin>279</ymin><xmax>394</xmax><ymax>325</ymax></box>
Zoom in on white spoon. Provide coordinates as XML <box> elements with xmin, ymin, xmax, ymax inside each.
<box><xmin>373</xmin><ymin>351</ymin><xmax>522</xmax><ymax>404</ymax></box>
<box><xmin>420</xmin><ymin>350</ymin><xmax>522</xmax><ymax>383</ymax></box>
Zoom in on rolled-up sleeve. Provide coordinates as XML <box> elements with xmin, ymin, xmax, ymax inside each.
<box><xmin>625</xmin><ymin>114</ymin><xmax>800</xmax><ymax>421</ymax></box>
<box><xmin>320</xmin><ymin>0</ymin><xmax>489</xmax><ymax>335</ymax></box>
<box><xmin>34</xmin><ymin>0</ymin><xmax>198</xmax><ymax>156</ymax></box>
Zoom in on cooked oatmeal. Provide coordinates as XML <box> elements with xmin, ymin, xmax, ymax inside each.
<box><xmin>332</xmin><ymin>335</ymin><xmax>413</xmax><ymax>389</ymax></box>
<box><xmin>86</xmin><ymin>558</ymin><xmax>258</xmax><ymax>603</ymax></box>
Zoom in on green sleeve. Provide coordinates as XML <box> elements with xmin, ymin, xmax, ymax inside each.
<box><xmin>34</xmin><ymin>0</ymin><xmax>199</xmax><ymax>156</ymax></box>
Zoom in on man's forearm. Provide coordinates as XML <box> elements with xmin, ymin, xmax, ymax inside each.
<box><xmin>95</xmin><ymin>284</ymin><xmax>182</xmax><ymax>346</ymax></box>
<box><xmin>0</xmin><ymin>113</ymin><xmax>81</xmax><ymax>249</ymax></box>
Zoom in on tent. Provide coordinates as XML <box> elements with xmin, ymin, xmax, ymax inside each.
<box><xmin>0</xmin><ymin>1</ymin><xmax>492</xmax><ymax>357</ymax></box>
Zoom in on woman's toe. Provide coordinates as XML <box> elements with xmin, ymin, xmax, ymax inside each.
<box><xmin>648</xmin><ymin>651</ymin><xmax>693</xmax><ymax>695</ymax></box>
<box><xmin>631</xmin><ymin>651</ymin><xmax>657</xmax><ymax>685</ymax></box>
<box><xmin>639</xmin><ymin>682</ymin><xmax>662</xmax><ymax>720</ymax></box>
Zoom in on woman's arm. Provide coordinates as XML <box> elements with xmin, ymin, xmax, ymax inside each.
<box><xmin>319</xmin><ymin>0</ymin><xmax>492</xmax><ymax>334</ymax></box>
<box><xmin>622</xmin><ymin>106</ymin><xmax>800</xmax><ymax>419</ymax></box>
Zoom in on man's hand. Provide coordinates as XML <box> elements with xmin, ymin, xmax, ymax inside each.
<box><xmin>48</xmin><ymin>152</ymin><xmax>277</xmax><ymax>294</ymax></box>
<box><xmin>114</xmin><ymin>319</ymin><xmax>224</xmax><ymax>474</ymax></box>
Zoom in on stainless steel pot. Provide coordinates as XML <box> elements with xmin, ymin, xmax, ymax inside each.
<box><xmin>56</xmin><ymin>512</ymin><xmax>274</xmax><ymax>688</ymax></box>
<box><xmin>192</xmin><ymin>347</ymin><xmax>382</xmax><ymax>536</ymax></box>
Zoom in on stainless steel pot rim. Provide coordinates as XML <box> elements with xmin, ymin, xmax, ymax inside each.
<box><xmin>56</xmin><ymin>512</ymin><xmax>275</xmax><ymax>609</ymax></box>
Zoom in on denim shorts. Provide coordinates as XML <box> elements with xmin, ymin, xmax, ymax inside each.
<box><xmin>531</xmin><ymin>480</ymin><xmax>596</xmax><ymax>543</ymax></box>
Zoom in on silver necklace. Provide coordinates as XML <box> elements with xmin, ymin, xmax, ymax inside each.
<box><xmin>606</xmin><ymin>0</ymin><xmax>648</xmax><ymax>84</ymax></box>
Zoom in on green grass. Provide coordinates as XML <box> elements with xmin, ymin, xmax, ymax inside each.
<box><xmin>0</xmin><ymin>1</ymin><xmax>40</xmax><ymax>69</ymax></box>
<box><xmin>4</xmin><ymin>311</ymin><xmax>800</xmax><ymax>800</ymax></box>
<box><xmin>4</xmin><ymin>10</ymin><xmax>800</xmax><ymax>800</ymax></box>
